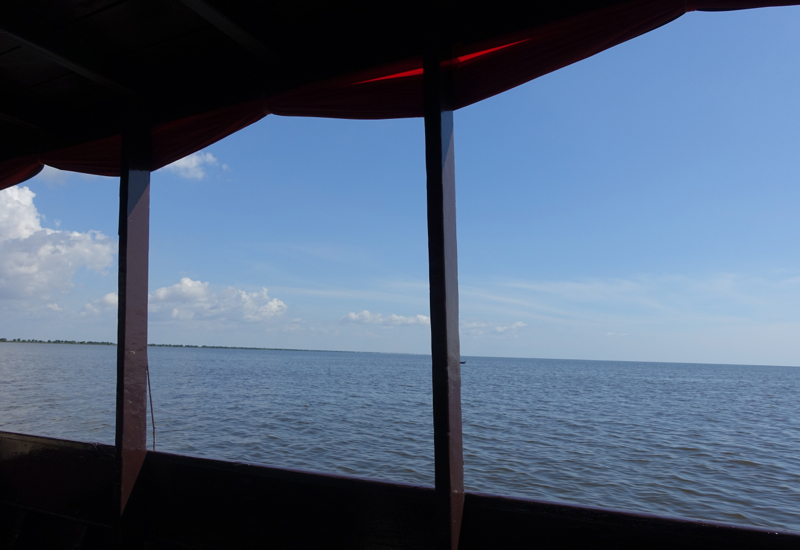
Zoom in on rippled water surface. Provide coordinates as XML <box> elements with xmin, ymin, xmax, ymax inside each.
<box><xmin>1</xmin><ymin>343</ymin><xmax>799</xmax><ymax>532</ymax></box>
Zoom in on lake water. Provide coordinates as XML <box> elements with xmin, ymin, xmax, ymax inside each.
<box><xmin>1</xmin><ymin>343</ymin><xmax>799</xmax><ymax>532</ymax></box>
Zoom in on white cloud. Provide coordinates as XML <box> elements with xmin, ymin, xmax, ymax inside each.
<box><xmin>101</xmin><ymin>292</ymin><xmax>118</xmax><ymax>307</ymax></box>
<box><xmin>493</xmin><ymin>321</ymin><xmax>527</xmax><ymax>333</ymax></box>
<box><xmin>81</xmin><ymin>282</ymin><xmax>289</xmax><ymax>328</ymax></box>
<box><xmin>462</xmin><ymin>319</ymin><xmax>527</xmax><ymax>336</ymax></box>
<box><xmin>80</xmin><ymin>291</ymin><xmax>118</xmax><ymax>317</ymax></box>
<box><xmin>149</xmin><ymin>277</ymin><xmax>287</xmax><ymax>322</ymax></box>
<box><xmin>37</xmin><ymin>166</ymin><xmax>68</xmax><ymax>184</ymax></box>
<box><xmin>0</xmin><ymin>186</ymin><xmax>116</xmax><ymax>299</ymax></box>
<box><xmin>341</xmin><ymin>310</ymin><xmax>430</xmax><ymax>326</ymax></box>
<box><xmin>0</xmin><ymin>185</ymin><xmax>42</xmax><ymax>241</ymax></box>
<box><xmin>162</xmin><ymin>152</ymin><xmax>218</xmax><ymax>179</ymax></box>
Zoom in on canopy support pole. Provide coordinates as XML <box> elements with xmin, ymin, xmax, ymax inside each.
<box><xmin>424</xmin><ymin>42</ymin><xmax>464</xmax><ymax>550</ymax></box>
<box><xmin>115</xmin><ymin>119</ymin><xmax>151</xmax><ymax>546</ymax></box>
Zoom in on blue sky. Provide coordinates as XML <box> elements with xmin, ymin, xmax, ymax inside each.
<box><xmin>2</xmin><ymin>7</ymin><xmax>800</xmax><ymax>365</ymax></box>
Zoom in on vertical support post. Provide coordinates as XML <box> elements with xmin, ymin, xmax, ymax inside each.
<box><xmin>424</xmin><ymin>38</ymin><xmax>464</xmax><ymax>550</ymax></box>
<box><xmin>115</xmin><ymin>119</ymin><xmax>151</xmax><ymax>523</ymax></box>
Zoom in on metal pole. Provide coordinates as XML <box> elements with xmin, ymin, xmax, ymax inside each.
<box><xmin>424</xmin><ymin>40</ymin><xmax>464</xmax><ymax>550</ymax></box>
<box><xmin>115</xmin><ymin>119</ymin><xmax>151</xmax><ymax>529</ymax></box>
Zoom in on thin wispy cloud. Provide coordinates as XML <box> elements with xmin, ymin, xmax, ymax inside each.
<box><xmin>274</xmin><ymin>285</ymin><xmax>428</xmax><ymax>306</ymax></box>
<box><xmin>461</xmin><ymin>319</ymin><xmax>527</xmax><ymax>336</ymax></box>
<box><xmin>496</xmin><ymin>274</ymin><xmax>800</xmax><ymax>324</ymax></box>
<box><xmin>81</xmin><ymin>292</ymin><xmax>118</xmax><ymax>316</ymax></box>
<box><xmin>37</xmin><ymin>166</ymin><xmax>68</xmax><ymax>184</ymax></box>
<box><xmin>455</xmin><ymin>273</ymin><xmax>800</xmax><ymax>364</ymax></box>
<box><xmin>341</xmin><ymin>310</ymin><xmax>430</xmax><ymax>326</ymax></box>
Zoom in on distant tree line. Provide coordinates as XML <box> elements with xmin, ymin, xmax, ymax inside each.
<box><xmin>147</xmin><ymin>343</ymin><xmax>320</xmax><ymax>352</ymax></box>
<box><xmin>0</xmin><ymin>339</ymin><xmax>337</xmax><ymax>353</ymax></box>
<box><xmin>0</xmin><ymin>338</ymin><xmax>114</xmax><ymax>345</ymax></box>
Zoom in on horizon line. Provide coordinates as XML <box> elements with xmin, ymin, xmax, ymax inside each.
<box><xmin>2</xmin><ymin>338</ymin><xmax>797</xmax><ymax>368</ymax></box>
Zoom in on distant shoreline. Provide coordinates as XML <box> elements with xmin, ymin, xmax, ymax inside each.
<box><xmin>1</xmin><ymin>339</ymin><xmax>795</xmax><ymax>367</ymax></box>
<box><xmin>0</xmin><ymin>338</ymin><xmax>346</xmax><ymax>353</ymax></box>
<box><xmin>1</xmin><ymin>338</ymin><xmax>114</xmax><ymax>346</ymax></box>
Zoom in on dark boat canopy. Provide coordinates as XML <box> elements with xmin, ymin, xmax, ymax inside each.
<box><xmin>0</xmin><ymin>0</ymin><xmax>796</xmax><ymax>189</ymax></box>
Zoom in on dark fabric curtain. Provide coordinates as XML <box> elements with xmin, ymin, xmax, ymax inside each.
<box><xmin>0</xmin><ymin>100</ymin><xmax>268</xmax><ymax>190</ymax></box>
<box><xmin>1</xmin><ymin>0</ymin><xmax>796</xmax><ymax>191</ymax></box>
<box><xmin>0</xmin><ymin>156</ymin><xmax>43</xmax><ymax>188</ymax></box>
<box><xmin>36</xmin><ymin>99</ymin><xmax>269</xmax><ymax>178</ymax></box>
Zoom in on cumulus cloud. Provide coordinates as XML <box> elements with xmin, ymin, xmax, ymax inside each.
<box><xmin>149</xmin><ymin>277</ymin><xmax>287</xmax><ymax>322</ymax></box>
<box><xmin>162</xmin><ymin>152</ymin><xmax>218</xmax><ymax>179</ymax></box>
<box><xmin>0</xmin><ymin>186</ymin><xmax>116</xmax><ymax>299</ymax></box>
<box><xmin>0</xmin><ymin>186</ymin><xmax>42</xmax><ymax>240</ymax></box>
<box><xmin>341</xmin><ymin>310</ymin><xmax>430</xmax><ymax>326</ymax></box>
<box><xmin>101</xmin><ymin>292</ymin><xmax>118</xmax><ymax>307</ymax></box>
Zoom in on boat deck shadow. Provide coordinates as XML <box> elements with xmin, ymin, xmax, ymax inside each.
<box><xmin>1</xmin><ymin>431</ymin><xmax>797</xmax><ymax>549</ymax></box>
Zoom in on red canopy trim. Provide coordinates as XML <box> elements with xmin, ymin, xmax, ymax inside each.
<box><xmin>351</xmin><ymin>41</ymin><xmax>530</xmax><ymax>85</ymax></box>
<box><xmin>1</xmin><ymin>0</ymin><xmax>797</xmax><ymax>191</ymax></box>
<box><xmin>266</xmin><ymin>0</ymin><xmax>687</xmax><ymax>118</ymax></box>
<box><xmin>266</xmin><ymin>0</ymin><xmax>798</xmax><ymax>118</ymax></box>
<box><xmin>455</xmin><ymin>40</ymin><xmax>533</xmax><ymax>64</ymax></box>
<box><xmin>355</xmin><ymin>67</ymin><xmax>424</xmax><ymax>84</ymax></box>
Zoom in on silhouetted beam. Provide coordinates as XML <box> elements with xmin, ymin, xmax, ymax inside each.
<box><xmin>177</xmin><ymin>0</ymin><xmax>273</xmax><ymax>63</ymax></box>
<box><xmin>424</xmin><ymin>38</ymin><xmax>464</xmax><ymax>550</ymax></box>
<box><xmin>0</xmin><ymin>111</ymin><xmax>43</xmax><ymax>134</ymax></box>
<box><xmin>0</xmin><ymin>28</ymin><xmax>137</xmax><ymax>101</ymax></box>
